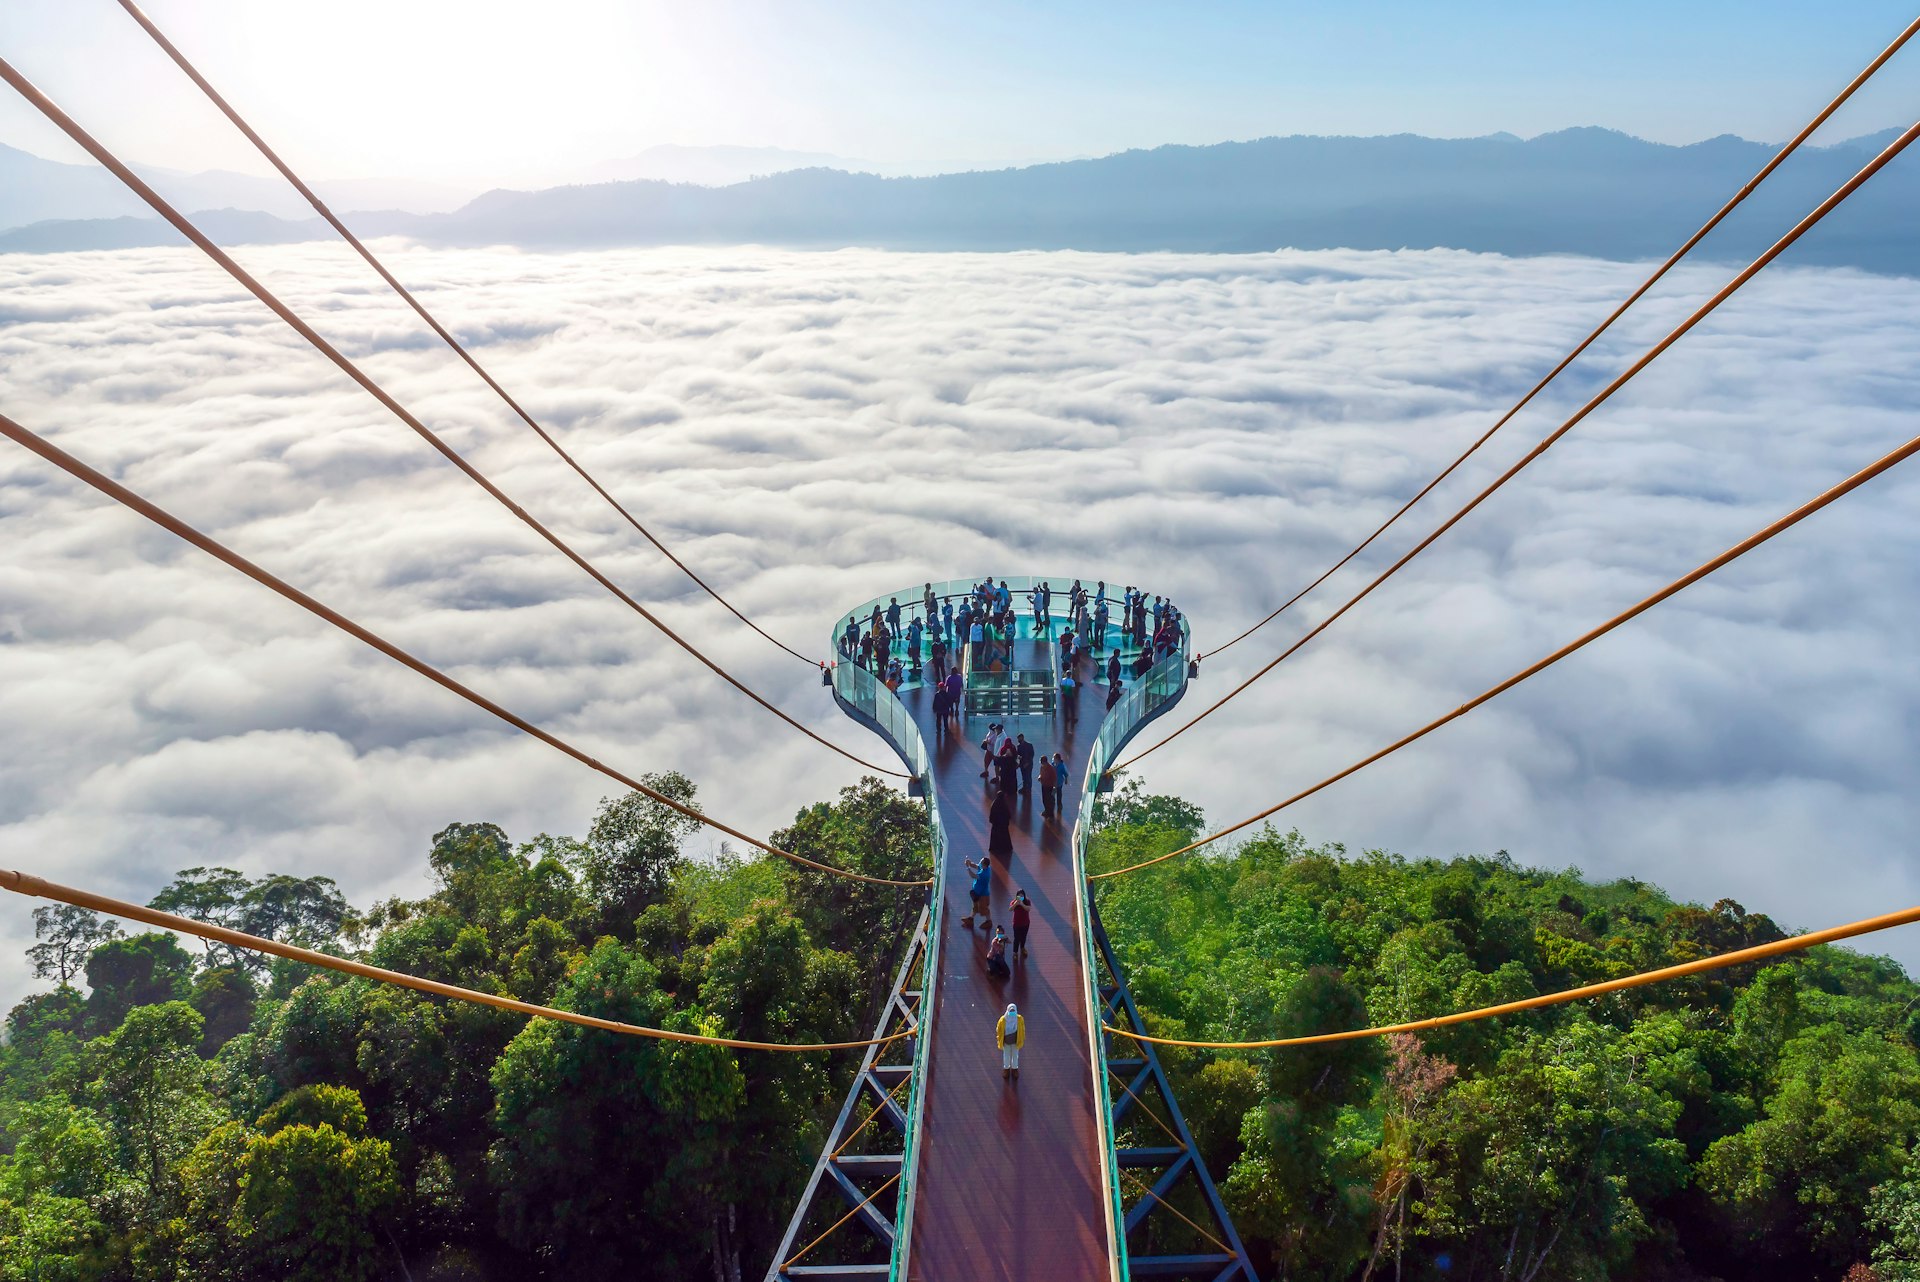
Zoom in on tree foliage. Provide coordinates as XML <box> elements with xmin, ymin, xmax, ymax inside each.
<box><xmin>0</xmin><ymin>776</ymin><xmax>915</xmax><ymax>1280</ymax></box>
<box><xmin>1093</xmin><ymin>818</ymin><xmax>1920</xmax><ymax>1282</ymax></box>
<box><xmin>6</xmin><ymin>781</ymin><xmax>1912</xmax><ymax>1281</ymax></box>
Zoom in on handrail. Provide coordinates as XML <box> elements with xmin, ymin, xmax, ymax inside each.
<box><xmin>1074</xmin><ymin>793</ymin><xmax>1129</xmax><ymax>1282</ymax></box>
<box><xmin>823</xmin><ymin>602</ymin><xmax>943</xmax><ymax>1277</ymax></box>
<box><xmin>890</xmin><ymin>790</ymin><xmax>944</xmax><ymax>1279</ymax></box>
<box><xmin>1072</xmin><ymin>610</ymin><xmax>1192</xmax><ymax>1279</ymax></box>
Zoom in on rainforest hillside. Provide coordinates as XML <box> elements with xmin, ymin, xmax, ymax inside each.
<box><xmin>2</xmin><ymin>777</ymin><xmax>1916</xmax><ymax>1281</ymax></box>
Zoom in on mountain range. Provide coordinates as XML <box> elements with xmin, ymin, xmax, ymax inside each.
<box><xmin>1</xmin><ymin>128</ymin><xmax>1912</xmax><ymax>272</ymax></box>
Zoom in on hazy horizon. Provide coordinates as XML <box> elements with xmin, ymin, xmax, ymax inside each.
<box><xmin>2</xmin><ymin>0</ymin><xmax>1914</xmax><ymax>185</ymax></box>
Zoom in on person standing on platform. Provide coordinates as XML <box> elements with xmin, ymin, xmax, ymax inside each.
<box><xmin>1107</xmin><ymin>650</ymin><xmax>1121</xmax><ymax>688</ymax></box>
<box><xmin>942</xmin><ymin>600</ymin><xmax>955</xmax><ymax>648</ymax></box>
<box><xmin>995</xmin><ymin>739</ymin><xmax>1019</xmax><ymax>795</ymax></box>
<box><xmin>931</xmin><ymin>634</ymin><xmax>949</xmax><ymax>683</ymax></box>
<box><xmin>998</xmin><ymin>1003</ymin><xmax>1024</xmax><ymax>1081</ymax></box>
<box><xmin>969</xmin><ymin>615</ymin><xmax>986</xmax><ymax>669</ymax></box>
<box><xmin>1015</xmin><ymin>734</ymin><xmax>1036</xmax><ymax>794</ymax></box>
<box><xmin>886</xmin><ymin>597</ymin><xmax>902</xmax><ymax>638</ymax></box>
<box><xmin>1010</xmin><ymin>890</ymin><xmax>1032</xmax><ymax>959</ymax></box>
<box><xmin>963</xmin><ymin>853</ymin><xmax>993</xmax><ymax>929</ymax></box>
<box><xmin>981</xmin><ymin>722</ymin><xmax>1003</xmax><ymax>779</ymax></box>
<box><xmin>988</xmin><ymin>787</ymin><xmax>1014</xmax><ymax>863</ymax></box>
<box><xmin>1038</xmin><ymin>753</ymin><xmax>1059</xmax><ymax>815</ymax></box>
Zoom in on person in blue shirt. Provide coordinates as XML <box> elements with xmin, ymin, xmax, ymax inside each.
<box><xmin>963</xmin><ymin>853</ymin><xmax>993</xmax><ymax>928</ymax></box>
<box><xmin>942</xmin><ymin>601</ymin><xmax>955</xmax><ymax>645</ymax></box>
<box><xmin>886</xmin><ymin>597</ymin><xmax>902</xmax><ymax>636</ymax></box>
<box><xmin>906</xmin><ymin>617</ymin><xmax>924</xmax><ymax>669</ymax></box>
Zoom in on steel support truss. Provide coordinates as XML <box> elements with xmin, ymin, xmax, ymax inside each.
<box><xmin>1091</xmin><ymin>900</ymin><xmax>1259</xmax><ymax>1282</ymax></box>
<box><xmin>765</xmin><ymin>904</ymin><xmax>931</xmax><ymax>1282</ymax></box>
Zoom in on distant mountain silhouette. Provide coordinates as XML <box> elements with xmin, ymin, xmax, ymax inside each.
<box><xmin>581</xmin><ymin>144</ymin><xmax>882</xmax><ymax>186</ymax></box>
<box><xmin>3</xmin><ymin>128</ymin><xmax>1912</xmax><ymax>273</ymax></box>
<box><xmin>0</xmin><ymin>142</ymin><xmax>474</xmax><ymax>231</ymax></box>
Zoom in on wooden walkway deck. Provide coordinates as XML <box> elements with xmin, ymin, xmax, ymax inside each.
<box><xmin>895</xmin><ymin>632</ymin><xmax>1115</xmax><ymax>1282</ymax></box>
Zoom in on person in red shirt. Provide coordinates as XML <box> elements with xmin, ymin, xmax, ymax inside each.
<box><xmin>1009</xmin><ymin>889</ymin><xmax>1033</xmax><ymax>960</ymax></box>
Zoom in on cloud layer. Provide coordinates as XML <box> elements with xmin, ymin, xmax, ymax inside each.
<box><xmin>2</xmin><ymin>241</ymin><xmax>1917</xmax><ymax>1008</ymax></box>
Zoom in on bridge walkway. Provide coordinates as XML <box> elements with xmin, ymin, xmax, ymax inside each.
<box><xmin>893</xmin><ymin>627</ymin><xmax>1118</xmax><ymax>1281</ymax></box>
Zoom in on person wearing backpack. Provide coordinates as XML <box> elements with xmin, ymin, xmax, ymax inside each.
<box><xmin>997</xmin><ymin>1003</ymin><xmax>1025</xmax><ymax>1081</ymax></box>
<box><xmin>1037</xmin><ymin>755</ymin><xmax>1059</xmax><ymax>816</ymax></box>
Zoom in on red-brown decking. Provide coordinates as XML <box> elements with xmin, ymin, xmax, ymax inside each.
<box><xmin>895</xmin><ymin>636</ymin><xmax>1114</xmax><ymax>1282</ymax></box>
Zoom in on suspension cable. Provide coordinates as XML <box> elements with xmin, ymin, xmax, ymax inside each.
<box><xmin>1200</xmin><ymin>15</ymin><xmax>1920</xmax><ymax>667</ymax></box>
<box><xmin>0</xmin><ymin>56</ymin><xmax>903</xmax><ymax>780</ymax></box>
<box><xmin>110</xmin><ymin>0</ymin><xmax>818</xmax><ymax>669</ymax></box>
<box><xmin>0</xmin><ymin>869</ymin><xmax>916</xmax><ymax>1050</ymax></box>
<box><xmin>1116</xmin><ymin>120</ymin><xmax>1920</xmax><ymax>775</ymax></box>
<box><xmin>1093</xmin><ymin>409</ymin><xmax>1920</xmax><ymax>881</ymax></box>
<box><xmin>1103</xmin><ymin>901</ymin><xmax>1920</xmax><ymax>1049</ymax></box>
<box><xmin>0</xmin><ymin>410</ymin><xmax>931</xmax><ymax>888</ymax></box>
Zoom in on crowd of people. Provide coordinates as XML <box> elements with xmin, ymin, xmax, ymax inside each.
<box><xmin>833</xmin><ymin>579</ymin><xmax>1190</xmax><ymax>705</ymax></box>
<box><xmin>830</xmin><ymin>578</ymin><xmax>1191</xmax><ymax>1090</ymax></box>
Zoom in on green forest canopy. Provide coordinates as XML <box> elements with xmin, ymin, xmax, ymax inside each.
<box><xmin>2</xmin><ymin>774</ymin><xmax>1916</xmax><ymax>1281</ymax></box>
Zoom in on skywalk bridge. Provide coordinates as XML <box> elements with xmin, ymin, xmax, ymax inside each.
<box><xmin>769</xmin><ymin>578</ymin><xmax>1256</xmax><ymax>1282</ymax></box>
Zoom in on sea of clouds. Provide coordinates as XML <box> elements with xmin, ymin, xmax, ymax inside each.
<box><xmin>1</xmin><ymin>241</ymin><xmax>1917</xmax><ymax>1009</ymax></box>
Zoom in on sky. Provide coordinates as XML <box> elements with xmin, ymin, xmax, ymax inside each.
<box><xmin>2</xmin><ymin>240</ymin><xmax>1918</xmax><ymax>1012</ymax></box>
<box><xmin>0</xmin><ymin>1</ymin><xmax>1916</xmax><ymax>184</ymax></box>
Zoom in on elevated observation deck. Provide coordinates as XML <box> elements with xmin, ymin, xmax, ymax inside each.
<box><xmin>794</xmin><ymin>577</ymin><xmax>1198</xmax><ymax>1282</ymax></box>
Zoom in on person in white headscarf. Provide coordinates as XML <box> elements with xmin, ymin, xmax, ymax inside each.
<box><xmin>997</xmin><ymin>1003</ymin><xmax>1025</xmax><ymax>1081</ymax></box>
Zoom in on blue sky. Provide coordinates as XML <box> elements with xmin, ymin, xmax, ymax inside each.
<box><xmin>0</xmin><ymin>0</ymin><xmax>1914</xmax><ymax>182</ymax></box>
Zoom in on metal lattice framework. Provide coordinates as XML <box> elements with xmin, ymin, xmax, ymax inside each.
<box><xmin>1091</xmin><ymin>901</ymin><xmax>1258</xmax><ymax>1282</ymax></box>
<box><xmin>765</xmin><ymin>905</ymin><xmax>933</xmax><ymax>1282</ymax></box>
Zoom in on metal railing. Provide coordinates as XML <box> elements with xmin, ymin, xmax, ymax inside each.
<box><xmin>1071</xmin><ymin>618</ymin><xmax>1191</xmax><ymax>1280</ymax></box>
<box><xmin>824</xmin><ymin>605</ymin><xmax>942</xmax><ymax>1279</ymax></box>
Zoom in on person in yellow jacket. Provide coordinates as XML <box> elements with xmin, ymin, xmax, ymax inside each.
<box><xmin>997</xmin><ymin>1002</ymin><xmax>1024</xmax><ymax>1081</ymax></box>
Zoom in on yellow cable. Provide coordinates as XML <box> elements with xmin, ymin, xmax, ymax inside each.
<box><xmin>1096</xmin><ymin>393</ymin><xmax>1920</xmax><ymax>881</ymax></box>
<box><xmin>112</xmin><ymin>0</ymin><xmax>822</xmax><ymax>669</ymax></box>
<box><xmin>831</xmin><ymin>1075</ymin><xmax>915</xmax><ymax>1160</ymax></box>
<box><xmin>0</xmin><ymin>870</ymin><xmax>916</xmax><ymax>1053</ymax></box>
<box><xmin>0</xmin><ymin>410</ymin><xmax>930</xmax><ymax>889</ymax></box>
<box><xmin>1119</xmin><ymin>1167</ymin><xmax>1235</xmax><ymax>1257</ymax></box>
<box><xmin>0</xmin><ymin>54</ymin><xmax>903</xmax><ymax>780</ymax></box>
<box><xmin>1116</xmin><ymin>120</ymin><xmax>1920</xmax><ymax>775</ymax></box>
<box><xmin>1103</xmin><ymin>902</ymin><xmax>1920</xmax><ymax>1049</ymax></box>
<box><xmin>781</xmin><ymin>1172</ymin><xmax>902</xmax><ymax>1269</ymax></box>
<box><xmin>1197</xmin><ymin>14</ymin><xmax>1920</xmax><ymax>665</ymax></box>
